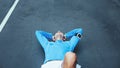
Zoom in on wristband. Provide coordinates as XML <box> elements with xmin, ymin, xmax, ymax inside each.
<box><xmin>75</xmin><ymin>33</ymin><xmax>82</xmax><ymax>38</ymax></box>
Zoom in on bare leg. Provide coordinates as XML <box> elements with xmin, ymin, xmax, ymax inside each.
<box><xmin>62</xmin><ymin>52</ymin><xmax>77</xmax><ymax>68</ymax></box>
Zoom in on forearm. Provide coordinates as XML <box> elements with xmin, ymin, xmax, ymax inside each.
<box><xmin>65</xmin><ymin>28</ymin><xmax>83</xmax><ymax>39</ymax></box>
<box><xmin>36</xmin><ymin>30</ymin><xmax>53</xmax><ymax>40</ymax></box>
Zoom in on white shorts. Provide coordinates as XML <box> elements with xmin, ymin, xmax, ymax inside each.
<box><xmin>41</xmin><ymin>60</ymin><xmax>81</xmax><ymax>68</ymax></box>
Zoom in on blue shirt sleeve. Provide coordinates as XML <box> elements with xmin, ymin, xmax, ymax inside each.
<box><xmin>35</xmin><ymin>30</ymin><xmax>53</xmax><ymax>49</ymax></box>
<box><xmin>69</xmin><ymin>36</ymin><xmax>80</xmax><ymax>51</ymax></box>
<box><xmin>64</xmin><ymin>28</ymin><xmax>83</xmax><ymax>39</ymax></box>
<box><xmin>65</xmin><ymin>28</ymin><xmax>83</xmax><ymax>51</ymax></box>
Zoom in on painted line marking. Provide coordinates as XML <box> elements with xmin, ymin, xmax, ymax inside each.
<box><xmin>0</xmin><ymin>0</ymin><xmax>19</xmax><ymax>32</ymax></box>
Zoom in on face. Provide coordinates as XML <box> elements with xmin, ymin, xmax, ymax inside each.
<box><xmin>54</xmin><ymin>31</ymin><xmax>64</xmax><ymax>41</ymax></box>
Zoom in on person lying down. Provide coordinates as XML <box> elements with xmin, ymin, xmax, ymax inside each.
<box><xmin>35</xmin><ymin>28</ymin><xmax>83</xmax><ymax>68</ymax></box>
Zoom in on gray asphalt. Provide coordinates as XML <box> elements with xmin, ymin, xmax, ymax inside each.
<box><xmin>0</xmin><ymin>0</ymin><xmax>15</xmax><ymax>24</ymax></box>
<box><xmin>0</xmin><ymin>0</ymin><xmax>120</xmax><ymax>68</ymax></box>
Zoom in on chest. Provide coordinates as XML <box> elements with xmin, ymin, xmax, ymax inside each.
<box><xmin>46</xmin><ymin>42</ymin><xmax>71</xmax><ymax>51</ymax></box>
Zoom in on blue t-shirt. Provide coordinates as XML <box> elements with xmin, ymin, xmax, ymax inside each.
<box><xmin>35</xmin><ymin>28</ymin><xmax>83</xmax><ymax>63</ymax></box>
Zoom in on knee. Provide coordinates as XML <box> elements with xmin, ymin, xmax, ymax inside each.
<box><xmin>62</xmin><ymin>52</ymin><xmax>77</xmax><ymax>68</ymax></box>
<box><xmin>65</xmin><ymin>52</ymin><xmax>77</xmax><ymax>61</ymax></box>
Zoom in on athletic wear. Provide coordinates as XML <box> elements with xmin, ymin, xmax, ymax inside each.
<box><xmin>41</xmin><ymin>60</ymin><xmax>81</xmax><ymax>68</ymax></box>
<box><xmin>35</xmin><ymin>28</ymin><xmax>83</xmax><ymax>63</ymax></box>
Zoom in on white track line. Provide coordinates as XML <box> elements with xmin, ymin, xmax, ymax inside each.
<box><xmin>0</xmin><ymin>0</ymin><xmax>19</xmax><ymax>32</ymax></box>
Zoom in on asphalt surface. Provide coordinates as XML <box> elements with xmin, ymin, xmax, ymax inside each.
<box><xmin>0</xmin><ymin>0</ymin><xmax>15</xmax><ymax>24</ymax></box>
<box><xmin>0</xmin><ymin>0</ymin><xmax>120</xmax><ymax>68</ymax></box>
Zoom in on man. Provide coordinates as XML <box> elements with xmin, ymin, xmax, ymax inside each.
<box><xmin>35</xmin><ymin>28</ymin><xmax>83</xmax><ymax>68</ymax></box>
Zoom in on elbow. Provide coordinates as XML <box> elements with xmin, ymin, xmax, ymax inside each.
<box><xmin>35</xmin><ymin>30</ymin><xmax>42</xmax><ymax>36</ymax></box>
<box><xmin>80</xmin><ymin>28</ymin><xmax>83</xmax><ymax>35</ymax></box>
<box><xmin>35</xmin><ymin>30</ymin><xmax>42</xmax><ymax>34</ymax></box>
<box><xmin>35</xmin><ymin>30</ymin><xmax>38</xmax><ymax>33</ymax></box>
<box><xmin>35</xmin><ymin>31</ymin><xmax>38</xmax><ymax>36</ymax></box>
<box><xmin>35</xmin><ymin>30</ymin><xmax>39</xmax><ymax>35</ymax></box>
<box><xmin>35</xmin><ymin>30</ymin><xmax>43</xmax><ymax>39</ymax></box>
<box><xmin>77</xmin><ymin>28</ymin><xmax>83</xmax><ymax>35</ymax></box>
